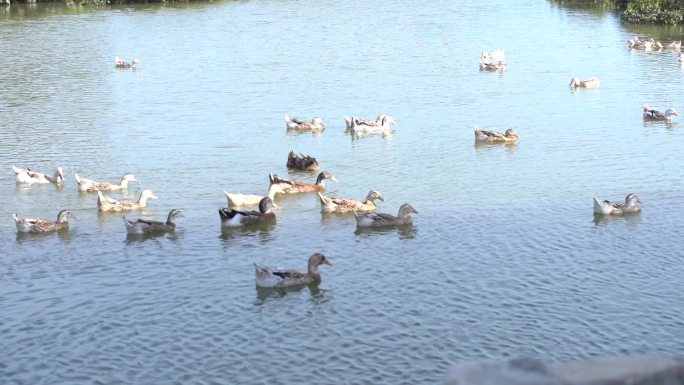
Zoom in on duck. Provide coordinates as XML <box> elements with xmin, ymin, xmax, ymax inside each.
<box><xmin>474</xmin><ymin>126</ymin><xmax>519</xmax><ymax>143</ymax></box>
<box><xmin>642</xmin><ymin>104</ymin><xmax>679</xmax><ymax>121</ymax></box>
<box><xmin>219</xmin><ymin>197</ymin><xmax>276</xmax><ymax>227</ymax></box>
<box><xmin>480</xmin><ymin>49</ymin><xmax>505</xmax><ymax>63</ymax></box>
<box><xmin>665</xmin><ymin>40</ymin><xmax>681</xmax><ymax>50</ymax></box>
<box><xmin>593</xmin><ymin>194</ymin><xmax>641</xmax><ymax>215</ymax></box>
<box><xmin>225</xmin><ymin>174</ymin><xmax>287</xmax><ymax>207</ymax></box>
<box><xmin>97</xmin><ymin>189</ymin><xmax>158</xmax><ymax>212</ymax></box>
<box><xmin>479</xmin><ymin>60</ymin><xmax>507</xmax><ymax>72</ymax></box>
<box><xmin>75</xmin><ymin>173</ymin><xmax>138</xmax><ymax>192</ymax></box>
<box><xmin>344</xmin><ymin>114</ymin><xmax>389</xmax><ymax>132</ymax></box>
<box><xmin>286</xmin><ymin>151</ymin><xmax>320</xmax><ymax>171</ymax></box>
<box><xmin>13</xmin><ymin>210</ymin><xmax>75</xmax><ymax>233</ymax></box>
<box><xmin>317</xmin><ymin>190</ymin><xmax>384</xmax><ymax>214</ymax></box>
<box><xmin>123</xmin><ymin>209</ymin><xmax>183</xmax><ymax>234</ymax></box>
<box><xmin>629</xmin><ymin>38</ymin><xmax>655</xmax><ymax>50</ymax></box>
<box><xmin>284</xmin><ymin>114</ymin><xmax>325</xmax><ymax>131</ymax></box>
<box><xmin>11</xmin><ymin>166</ymin><xmax>64</xmax><ymax>184</ymax></box>
<box><xmin>569</xmin><ymin>77</ymin><xmax>600</xmax><ymax>88</ymax></box>
<box><xmin>271</xmin><ymin>171</ymin><xmax>337</xmax><ymax>194</ymax></box>
<box><xmin>254</xmin><ymin>252</ymin><xmax>332</xmax><ymax>288</ymax></box>
<box><xmin>114</xmin><ymin>56</ymin><xmax>141</xmax><ymax>69</ymax></box>
<box><xmin>349</xmin><ymin>115</ymin><xmax>396</xmax><ymax>136</ymax></box>
<box><xmin>353</xmin><ymin>203</ymin><xmax>418</xmax><ymax>227</ymax></box>
<box><xmin>626</xmin><ymin>36</ymin><xmax>641</xmax><ymax>48</ymax></box>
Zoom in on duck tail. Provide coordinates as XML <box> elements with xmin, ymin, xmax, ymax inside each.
<box><xmin>11</xmin><ymin>165</ymin><xmax>24</xmax><ymax>175</ymax></box>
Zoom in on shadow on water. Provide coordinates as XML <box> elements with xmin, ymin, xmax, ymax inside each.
<box><xmin>642</xmin><ymin>119</ymin><xmax>677</xmax><ymax>131</ymax></box>
<box><xmin>15</xmin><ymin>228</ymin><xmax>72</xmax><ymax>243</ymax></box>
<box><xmin>592</xmin><ymin>212</ymin><xmax>643</xmax><ymax>227</ymax></box>
<box><xmin>286</xmin><ymin>128</ymin><xmax>324</xmax><ymax>137</ymax></box>
<box><xmin>254</xmin><ymin>282</ymin><xmax>325</xmax><ymax>305</ymax></box>
<box><xmin>354</xmin><ymin>224</ymin><xmax>417</xmax><ymax>240</ymax></box>
<box><xmin>219</xmin><ymin>223</ymin><xmax>276</xmax><ymax>242</ymax></box>
<box><xmin>124</xmin><ymin>230</ymin><xmax>180</xmax><ymax>244</ymax></box>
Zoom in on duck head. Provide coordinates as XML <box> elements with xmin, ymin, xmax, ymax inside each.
<box><xmin>167</xmin><ymin>209</ymin><xmax>184</xmax><ymax>223</ymax></box>
<box><xmin>308</xmin><ymin>252</ymin><xmax>333</xmax><ymax>269</ymax></box>
<box><xmin>398</xmin><ymin>203</ymin><xmax>418</xmax><ymax>218</ymax></box>
<box><xmin>504</xmin><ymin>129</ymin><xmax>519</xmax><ymax>139</ymax></box>
<box><xmin>366</xmin><ymin>190</ymin><xmax>385</xmax><ymax>203</ymax></box>
<box><xmin>316</xmin><ymin>171</ymin><xmax>338</xmax><ymax>184</ymax></box>
<box><xmin>311</xmin><ymin>117</ymin><xmax>325</xmax><ymax>128</ymax></box>
<box><xmin>625</xmin><ymin>194</ymin><xmax>641</xmax><ymax>206</ymax></box>
<box><xmin>56</xmin><ymin>209</ymin><xmax>76</xmax><ymax>223</ymax></box>
<box><xmin>258</xmin><ymin>197</ymin><xmax>275</xmax><ymax>214</ymax></box>
<box><xmin>139</xmin><ymin>189</ymin><xmax>159</xmax><ymax>203</ymax></box>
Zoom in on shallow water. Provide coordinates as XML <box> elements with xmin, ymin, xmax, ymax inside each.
<box><xmin>1</xmin><ymin>1</ymin><xmax>683</xmax><ymax>384</ymax></box>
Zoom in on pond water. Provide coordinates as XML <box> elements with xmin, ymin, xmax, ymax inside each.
<box><xmin>1</xmin><ymin>1</ymin><xmax>683</xmax><ymax>384</ymax></box>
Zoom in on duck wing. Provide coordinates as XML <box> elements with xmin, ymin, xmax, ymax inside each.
<box><xmin>272</xmin><ymin>269</ymin><xmax>307</xmax><ymax>280</ymax></box>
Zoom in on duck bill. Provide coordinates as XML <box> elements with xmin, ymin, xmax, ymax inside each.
<box><xmin>330</xmin><ymin>176</ymin><xmax>338</xmax><ymax>182</ymax></box>
<box><xmin>323</xmin><ymin>260</ymin><xmax>333</xmax><ymax>267</ymax></box>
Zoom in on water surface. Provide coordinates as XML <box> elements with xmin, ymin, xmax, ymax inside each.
<box><xmin>1</xmin><ymin>1</ymin><xmax>683</xmax><ymax>384</ymax></box>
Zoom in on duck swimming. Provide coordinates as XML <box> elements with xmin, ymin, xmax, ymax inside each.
<box><xmin>12</xmin><ymin>166</ymin><xmax>64</xmax><ymax>185</ymax></box>
<box><xmin>344</xmin><ymin>114</ymin><xmax>391</xmax><ymax>132</ymax></box>
<box><xmin>13</xmin><ymin>210</ymin><xmax>75</xmax><ymax>233</ymax></box>
<box><xmin>123</xmin><ymin>209</ymin><xmax>183</xmax><ymax>234</ymax></box>
<box><xmin>593</xmin><ymin>194</ymin><xmax>641</xmax><ymax>215</ymax></box>
<box><xmin>474</xmin><ymin>127</ymin><xmax>519</xmax><ymax>143</ymax></box>
<box><xmin>643</xmin><ymin>104</ymin><xmax>679</xmax><ymax>121</ymax></box>
<box><xmin>219</xmin><ymin>197</ymin><xmax>276</xmax><ymax>227</ymax></box>
<box><xmin>286</xmin><ymin>151</ymin><xmax>320</xmax><ymax>171</ymax></box>
<box><xmin>272</xmin><ymin>171</ymin><xmax>337</xmax><ymax>194</ymax></box>
<box><xmin>97</xmin><ymin>189</ymin><xmax>158</xmax><ymax>212</ymax></box>
<box><xmin>317</xmin><ymin>190</ymin><xmax>384</xmax><ymax>214</ymax></box>
<box><xmin>349</xmin><ymin>116</ymin><xmax>396</xmax><ymax>136</ymax></box>
<box><xmin>569</xmin><ymin>77</ymin><xmax>600</xmax><ymax>88</ymax></box>
<box><xmin>254</xmin><ymin>252</ymin><xmax>332</xmax><ymax>288</ymax></box>
<box><xmin>354</xmin><ymin>203</ymin><xmax>418</xmax><ymax>227</ymax></box>
<box><xmin>284</xmin><ymin>115</ymin><xmax>325</xmax><ymax>131</ymax></box>
<box><xmin>479</xmin><ymin>60</ymin><xmax>507</xmax><ymax>72</ymax></box>
<box><xmin>114</xmin><ymin>56</ymin><xmax>141</xmax><ymax>69</ymax></box>
<box><xmin>75</xmin><ymin>173</ymin><xmax>139</xmax><ymax>192</ymax></box>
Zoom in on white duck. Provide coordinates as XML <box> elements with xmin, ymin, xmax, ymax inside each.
<box><xmin>224</xmin><ymin>174</ymin><xmax>287</xmax><ymax>207</ymax></box>
<box><xmin>349</xmin><ymin>115</ymin><xmax>396</xmax><ymax>136</ymax></box>
<box><xmin>642</xmin><ymin>104</ymin><xmax>679</xmax><ymax>121</ymax></box>
<box><xmin>344</xmin><ymin>114</ymin><xmax>389</xmax><ymax>132</ymax></box>
<box><xmin>114</xmin><ymin>56</ymin><xmax>141</xmax><ymax>69</ymax></box>
<box><xmin>75</xmin><ymin>173</ymin><xmax>139</xmax><ymax>192</ymax></box>
<box><xmin>97</xmin><ymin>189</ymin><xmax>158</xmax><ymax>212</ymax></box>
<box><xmin>12</xmin><ymin>166</ymin><xmax>64</xmax><ymax>184</ymax></box>
<box><xmin>593</xmin><ymin>194</ymin><xmax>641</xmax><ymax>215</ymax></box>
<box><xmin>285</xmin><ymin>115</ymin><xmax>325</xmax><ymax>131</ymax></box>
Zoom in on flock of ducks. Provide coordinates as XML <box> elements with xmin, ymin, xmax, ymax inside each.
<box><xmin>10</xmin><ymin>112</ymin><xmax>421</xmax><ymax>287</ymax></box>
<box><xmin>11</xmin><ymin>40</ymin><xmax>677</xmax><ymax>287</ymax></box>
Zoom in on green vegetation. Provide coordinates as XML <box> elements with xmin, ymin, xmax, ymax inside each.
<box><xmin>552</xmin><ymin>0</ymin><xmax>684</xmax><ymax>24</ymax></box>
